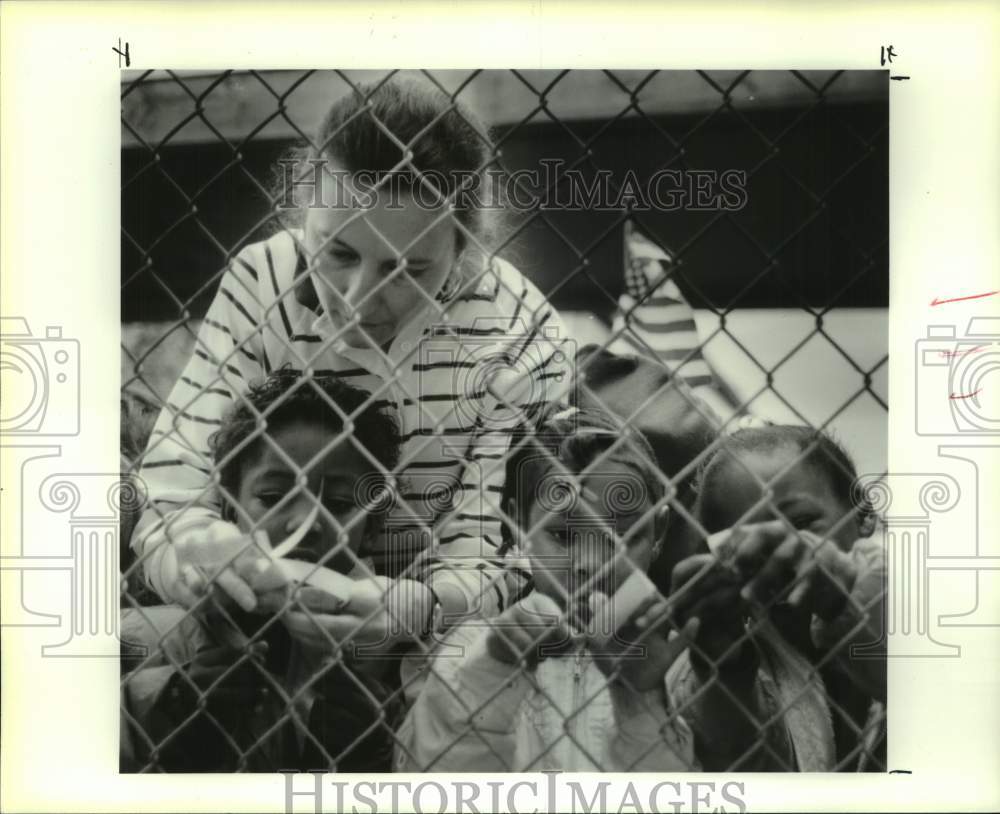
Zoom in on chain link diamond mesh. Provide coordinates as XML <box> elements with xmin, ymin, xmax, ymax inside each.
<box><xmin>120</xmin><ymin>69</ymin><xmax>888</xmax><ymax>774</ymax></box>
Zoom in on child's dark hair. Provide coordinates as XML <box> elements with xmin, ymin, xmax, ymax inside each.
<box><xmin>120</xmin><ymin>393</ymin><xmax>160</xmax><ymax>604</ymax></box>
<box><xmin>694</xmin><ymin>424</ymin><xmax>877</xmax><ymax>537</ymax></box>
<box><xmin>501</xmin><ymin>406</ymin><xmax>668</xmax><ymax>550</ymax></box>
<box><xmin>209</xmin><ymin>369</ymin><xmax>401</xmax><ymax>528</ymax></box>
<box><xmin>274</xmin><ymin>77</ymin><xmax>499</xmax><ymax>255</ymax></box>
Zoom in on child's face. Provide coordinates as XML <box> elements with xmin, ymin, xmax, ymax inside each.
<box><xmin>231</xmin><ymin>420</ymin><xmax>377</xmax><ymax>572</ymax></box>
<box><xmin>522</xmin><ymin>462</ymin><xmax>661</xmax><ymax>613</ymax></box>
<box><xmin>303</xmin><ymin>164</ymin><xmax>458</xmax><ymax>349</ymax></box>
<box><xmin>707</xmin><ymin>443</ymin><xmax>860</xmax><ymax>551</ymax></box>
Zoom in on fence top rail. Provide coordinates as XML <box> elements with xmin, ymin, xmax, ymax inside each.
<box><xmin>121</xmin><ymin>69</ymin><xmax>888</xmax><ymax>148</ymax></box>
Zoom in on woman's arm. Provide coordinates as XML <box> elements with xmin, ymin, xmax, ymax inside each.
<box><xmin>421</xmin><ymin>289</ymin><xmax>573</xmax><ymax>625</ymax></box>
<box><xmin>131</xmin><ymin>255</ymin><xmax>266</xmax><ymax>602</ymax></box>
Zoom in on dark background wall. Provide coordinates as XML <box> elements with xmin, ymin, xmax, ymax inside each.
<box><xmin>122</xmin><ymin>100</ymin><xmax>887</xmax><ymax>323</ymax></box>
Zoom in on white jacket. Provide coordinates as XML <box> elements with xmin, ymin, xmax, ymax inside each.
<box><xmin>395</xmin><ymin>621</ymin><xmax>698</xmax><ymax>772</ymax></box>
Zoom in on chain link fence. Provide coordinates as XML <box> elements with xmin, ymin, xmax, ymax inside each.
<box><xmin>120</xmin><ymin>69</ymin><xmax>888</xmax><ymax>774</ymax></box>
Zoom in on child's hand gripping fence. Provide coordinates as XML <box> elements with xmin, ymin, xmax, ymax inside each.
<box><xmin>120</xmin><ymin>69</ymin><xmax>888</xmax><ymax>773</ymax></box>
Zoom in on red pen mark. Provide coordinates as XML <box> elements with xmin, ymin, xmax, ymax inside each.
<box><xmin>939</xmin><ymin>344</ymin><xmax>988</xmax><ymax>359</ymax></box>
<box><xmin>930</xmin><ymin>290</ymin><xmax>999</xmax><ymax>306</ymax></box>
<box><xmin>949</xmin><ymin>389</ymin><xmax>982</xmax><ymax>400</ymax></box>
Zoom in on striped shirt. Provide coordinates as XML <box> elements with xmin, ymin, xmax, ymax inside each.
<box><xmin>133</xmin><ymin>228</ymin><xmax>571</xmax><ymax>617</ymax></box>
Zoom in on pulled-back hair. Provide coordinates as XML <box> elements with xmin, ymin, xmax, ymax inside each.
<box><xmin>209</xmin><ymin>369</ymin><xmax>401</xmax><ymax>530</ymax></box>
<box><xmin>274</xmin><ymin>77</ymin><xmax>499</xmax><ymax>257</ymax></box>
<box><xmin>501</xmin><ymin>405</ymin><xmax>668</xmax><ymax>550</ymax></box>
<box><xmin>694</xmin><ymin>424</ymin><xmax>876</xmax><ymax>536</ymax></box>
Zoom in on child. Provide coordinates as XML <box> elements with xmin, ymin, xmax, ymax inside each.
<box><xmin>131</xmin><ymin>77</ymin><xmax>571</xmax><ymax>642</ymax></box>
<box><xmin>394</xmin><ymin>407</ymin><xmax>699</xmax><ymax>772</ymax></box>
<box><xmin>121</xmin><ymin>370</ymin><xmax>406</xmax><ymax>772</ymax></box>
<box><xmin>667</xmin><ymin>425</ymin><xmax>887</xmax><ymax>771</ymax></box>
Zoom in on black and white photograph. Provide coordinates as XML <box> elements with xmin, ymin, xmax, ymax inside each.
<box><xmin>3</xmin><ymin>3</ymin><xmax>999</xmax><ymax>812</ymax></box>
<box><xmin>119</xmin><ymin>69</ymin><xmax>888</xmax><ymax>774</ymax></box>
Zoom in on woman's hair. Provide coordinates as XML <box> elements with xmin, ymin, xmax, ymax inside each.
<box><xmin>208</xmin><ymin>369</ymin><xmax>401</xmax><ymax>529</ymax></box>
<box><xmin>273</xmin><ymin>77</ymin><xmax>501</xmax><ymax>259</ymax></box>
<box><xmin>693</xmin><ymin>424</ymin><xmax>876</xmax><ymax>536</ymax></box>
<box><xmin>501</xmin><ymin>405</ymin><xmax>668</xmax><ymax>550</ymax></box>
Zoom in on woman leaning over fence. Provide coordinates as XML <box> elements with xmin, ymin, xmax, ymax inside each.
<box><xmin>130</xmin><ymin>78</ymin><xmax>571</xmax><ymax>658</ymax></box>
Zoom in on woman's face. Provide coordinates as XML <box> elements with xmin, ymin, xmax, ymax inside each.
<box><xmin>303</xmin><ymin>166</ymin><xmax>458</xmax><ymax>349</ymax></box>
<box><xmin>705</xmin><ymin>443</ymin><xmax>860</xmax><ymax>551</ymax></box>
<box><xmin>231</xmin><ymin>420</ymin><xmax>376</xmax><ymax>573</ymax></box>
<box><xmin>522</xmin><ymin>462</ymin><xmax>662</xmax><ymax>615</ymax></box>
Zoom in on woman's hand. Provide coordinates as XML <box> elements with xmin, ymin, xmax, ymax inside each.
<box><xmin>729</xmin><ymin>520</ymin><xmax>859</xmax><ymax>621</ymax></box>
<box><xmin>171</xmin><ymin>520</ymin><xmax>284</xmax><ymax>613</ymax></box>
<box><xmin>281</xmin><ymin>577</ymin><xmax>435</xmax><ymax>660</ymax></box>
<box><xmin>484</xmin><ymin>592</ymin><xmax>574</xmax><ymax>669</ymax></box>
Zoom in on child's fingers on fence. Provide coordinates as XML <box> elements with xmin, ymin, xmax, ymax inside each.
<box><xmin>683</xmin><ymin>584</ymin><xmax>744</xmax><ymax>627</ymax></box>
<box><xmin>210</xmin><ymin>566</ymin><xmax>259</xmax><ymax>612</ymax></box>
<box><xmin>178</xmin><ymin>564</ymin><xmax>208</xmax><ymax>599</ymax></box>
<box><xmin>669</xmin><ymin>555</ymin><xmax>740</xmax><ymax>619</ymax></box>
<box><xmin>285</xmin><ymin>609</ymin><xmax>358</xmax><ymax>641</ymax></box>
<box><xmin>504</xmin><ymin>623</ymin><xmax>548</xmax><ymax>665</ymax></box>
<box><xmin>239</xmin><ymin>553</ymin><xmax>285</xmax><ymax>592</ymax></box>
<box><xmin>582</xmin><ymin>591</ymin><xmax>622</xmax><ymax>662</ymax></box>
<box><xmin>180</xmin><ymin>520</ymin><xmax>248</xmax><ymax>560</ymax></box>
<box><xmin>586</xmin><ymin>592</ymin><xmax>674</xmax><ymax>676</ymax></box>
<box><xmin>593</xmin><ymin>591</ymin><xmax>669</xmax><ymax>642</ymax></box>
<box><xmin>786</xmin><ymin>570</ymin><xmax>815</xmax><ymax>609</ymax></box>
<box><xmin>740</xmin><ymin>534</ymin><xmax>802</xmax><ymax>604</ymax></box>
<box><xmin>170</xmin><ymin>577</ymin><xmax>204</xmax><ymax>609</ymax></box>
<box><xmin>495</xmin><ymin>618</ymin><xmax>565</xmax><ymax>668</ymax></box>
<box><xmin>730</xmin><ymin>520</ymin><xmax>792</xmax><ymax>577</ymax></box>
<box><xmin>175</xmin><ymin>522</ymin><xmax>272</xmax><ymax>605</ymax></box>
<box><xmin>608</xmin><ymin>616</ymin><xmax>700</xmax><ymax>692</ymax></box>
<box><xmin>670</xmin><ymin>553</ymin><xmax>734</xmax><ymax>591</ymax></box>
<box><xmin>787</xmin><ymin>539</ymin><xmax>857</xmax><ymax>618</ymax></box>
<box><xmin>509</xmin><ymin>593</ymin><xmax>569</xmax><ymax>640</ymax></box>
<box><xmin>633</xmin><ymin>597</ymin><xmax>672</xmax><ymax>632</ymax></box>
<box><xmin>486</xmin><ymin>620</ymin><xmax>540</xmax><ymax>666</ymax></box>
<box><xmin>515</xmin><ymin>597</ymin><xmax>572</xmax><ymax>644</ymax></box>
<box><xmin>292</xmin><ymin>585</ymin><xmax>349</xmax><ymax>615</ymax></box>
<box><xmin>488</xmin><ymin>594</ymin><xmax>569</xmax><ymax>666</ymax></box>
<box><xmin>255</xmin><ymin>586</ymin><xmax>292</xmax><ymax>614</ymax></box>
<box><xmin>659</xmin><ymin>617</ymin><xmax>701</xmax><ymax>668</ymax></box>
<box><xmin>588</xmin><ymin>590</ymin><xmax>615</xmax><ymax>636</ymax></box>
